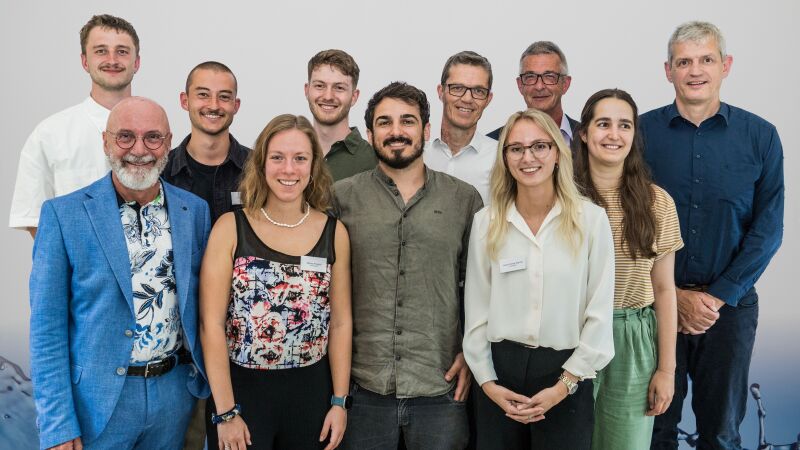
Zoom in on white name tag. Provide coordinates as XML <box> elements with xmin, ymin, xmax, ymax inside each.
<box><xmin>499</xmin><ymin>257</ymin><xmax>526</xmax><ymax>274</ymax></box>
<box><xmin>301</xmin><ymin>256</ymin><xmax>328</xmax><ymax>272</ymax></box>
<box><xmin>230</xmin><ymin>191</ymin><xmax>242</xmax><ymax>206</ymax></box>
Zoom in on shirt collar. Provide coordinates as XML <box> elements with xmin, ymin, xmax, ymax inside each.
<box><xmin>430</xmin><ymin>131</ymin><xmax>492</xmax><ymax>156</ymax></box>
<box><xmin>115</xmin><ymin>182</ymin><xmax>166</xmax><ymax>209</ymax></box>
<box><xmin>505</xmin><ymin>198</ymin><xmax>563</xmax><ymax>242</ymax></box>
<box><xmin>83</xmin><ymin>96</ymin><xmax>110</xmax><ymax>133</ymax></box>
<box><xmin>337</xmin><ymin>127</ymin><xmax>365</xmax><ymax>155</ymax></box>
<box><xmin>667</xmin><ymin>101</ymin><xmax>730</xmax><ymax>126</ymax></box>
<box><xmin>372</xmin><ymin>164</ymin><xmax>432</xmax><ymax>188</ymax></box>
<box><xmin>170</xmin><ymin>133</ymin><xmax>248</xmax><ymax>176</ymax></box>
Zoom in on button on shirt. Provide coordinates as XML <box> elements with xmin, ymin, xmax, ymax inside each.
<box><xmin>325</xmin><ymin>127</ymin><xmax>378</xmax><ymax>181</ymax></box>
<box><xmin>423</xmin><ymin>133</ymin><xmax>498</xmax><ymax>205</ymax></box>
<box><xmin>117</xmin><ymin>185</ymin><xmax>182</xmax><ymax>363</ymax></box>
<box><xmin>640</xmin><ymin>102</ymin><xmax>784</xmax><ymax>305</ymax></box>
<box><xmin>10</xmin><ymin>97</ymin><xmax>110</xmax><ymax>228</ymax></box>
<box><xmin>333</xmin><ymin>166</ymin><xmax>483</xmax><ymax>397</ymax></box>
<box><xmin>463</xmin><ymin>200</ymin><xmax>615</xmax><ymax>385</ymax></box>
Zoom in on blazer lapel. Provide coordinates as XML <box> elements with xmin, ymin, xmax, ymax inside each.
<box><xmin>166</xmin><ymin>184</ymin><xmax>193</xmax><ymax>319</ymax></box>
<box><xmin>84</xmin><ymin>175</ymin><xmax>134</xmax><ymax>315</ymax></box>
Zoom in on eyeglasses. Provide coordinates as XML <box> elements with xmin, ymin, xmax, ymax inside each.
<box><xmin>504</xmin><ymin>141</ymin><xmax>554</xmax><ymax>159</ymax></box>
<box><xmin>107</xmin><ymin>131</ymin><xmax>169</xmax><ymax>150</ymax></box>
<box><xmin>518</xmin><ymin>71</ymin><xmax>564</xmax><ymax>86</ymax></box>
<box><xmin>446</xmin><ymin>84</ymin><xmax>490</xmax><ymax>100</ymax></box>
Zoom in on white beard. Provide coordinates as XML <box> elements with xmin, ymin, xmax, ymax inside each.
<box><xmin>107</xmin><ymin>154</ymin><xmax>168</xmax><ymax>191</ymax></box>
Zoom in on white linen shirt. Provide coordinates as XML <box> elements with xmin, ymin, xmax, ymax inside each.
<box><xmin>423</xmin><ymin>133</ymin><xmax>498</xmax><ymax>205</ymax></box>
<box><xmin>463</xmin><ymin>199</ymin><xmax>615</xmax><ymax>385</ymax></box>
<box><xmin>9</xmin><ymin>97</ymin><xmax>111</xmax><ymax>228</ymax></box>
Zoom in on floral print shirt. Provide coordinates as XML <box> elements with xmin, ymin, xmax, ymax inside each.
<box><xmin>226</xmin><ymin>210</ymin><xmax>336</xmax><ymax>370</ymax></box>
<box><xmin>119</xmin><ymin>184</ymin><xmax>182</xmax><ymax>363</ymax></box>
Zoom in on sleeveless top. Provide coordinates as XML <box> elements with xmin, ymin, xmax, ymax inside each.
<box><xmin>226</xmin><ymin>209</ymin><xmax>337</xmax><ymax>370</ymax></box>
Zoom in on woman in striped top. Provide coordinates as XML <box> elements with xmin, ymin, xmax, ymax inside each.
<box><xmin>573</xmin><ymin>89</ymin><xmax>684</xmax><ymax>450</ymax></box>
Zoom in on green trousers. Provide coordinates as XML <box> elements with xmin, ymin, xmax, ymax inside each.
<box><xmin>592</xmin><ymin>307</ymin><xmax>657</xmax><ymax>450</ymax></box>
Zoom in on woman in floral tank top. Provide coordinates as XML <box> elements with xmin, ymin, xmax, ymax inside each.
<box><xmin>200</xmin><ymin>114</ymin><xmax>352</xmax><ymax>450</ymax></box>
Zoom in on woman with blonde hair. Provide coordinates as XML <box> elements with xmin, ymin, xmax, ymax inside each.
<box><xmin>573</xmin><ymin>89</ymin><xmax>682</xmax><ymax>450</ymax></box>
<box><xmin>463</xmin><ymin>108</ymin><xmax>615</xmax><ymax>449</ymax></box>
<box><xmin>200</xmin><ymin>114</ymin><xmax>352</xmax><ymax>450</ymax></box>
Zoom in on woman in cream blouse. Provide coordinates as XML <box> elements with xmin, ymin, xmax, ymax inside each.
<box><xmin>463</xmin><ymin>108</ymin><xmax>615</xmax><ymax>449</ymax></box>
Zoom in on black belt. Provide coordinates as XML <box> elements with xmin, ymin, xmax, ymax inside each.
<box><xmin>678</xmin><ymin>284</ymin><xmax>710</xmax><ymax>292</ymax></box>
<box><xmin>127</xmin><ymin>350</ymin><xmax>192</xmax><ymax>378</ymax></box>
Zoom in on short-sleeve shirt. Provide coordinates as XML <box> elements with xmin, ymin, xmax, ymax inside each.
<box><xmin>598</xmin><ymin>185</ymin><xmax>684</xmax><ymax>309</ymax></box>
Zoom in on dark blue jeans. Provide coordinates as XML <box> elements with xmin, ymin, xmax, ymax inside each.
<box><xmin>651</xmin><ymin>289</ymin><xmax>759</xmax><ymax>450</ymax></box>
<box><xmin>341</xmin><ymin>384</ymin><xmax>469</xmax><ymax>450</ymax></box>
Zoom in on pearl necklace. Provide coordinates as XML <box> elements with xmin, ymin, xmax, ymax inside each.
<box><xmin>260</xmin><ymin>203</ymin><xmax>311</xmax><ymax>228</ymax></box>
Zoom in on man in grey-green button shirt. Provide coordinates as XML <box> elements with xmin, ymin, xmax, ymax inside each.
<box><xmin>334</xmin><ymin>82</ymin><xmax>483</xmax><ymax>449</ymax></box>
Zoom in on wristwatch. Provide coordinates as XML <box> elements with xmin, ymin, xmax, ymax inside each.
<box><xmin>330</xmin><ymin>395</ymin><xmax>353</xmax><ymax>410</ymax></box>
<box><xmin>558</xmin><ymin>374</ymin><xmax>578</xmax><ymax>395</ymax></box>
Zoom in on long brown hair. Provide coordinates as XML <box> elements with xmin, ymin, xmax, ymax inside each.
<box><xmin>573</xmin><ymin>89</ymin><xmax>656</xmax><ymax>259</ymax></box>
<box><xmin>239</xmin><ymin>114</ymin><xmax>333</xmax><ymax>213</ymax></box>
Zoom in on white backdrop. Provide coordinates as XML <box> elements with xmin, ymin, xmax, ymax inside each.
<box><xmin>1</xmin><ymin>1</ymin><xmax>797</xmax><ymax>447</ymax></box>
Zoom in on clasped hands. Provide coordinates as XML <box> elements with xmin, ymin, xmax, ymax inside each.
<box><xmin>676</xmin><ymin>288</ymin><xmax>726</xmax><ymax>335</ymax></box>
<box><xmin>482</xmin><ymin>381</ymin><xmax>568</xmax><ymax>424</ymax></box>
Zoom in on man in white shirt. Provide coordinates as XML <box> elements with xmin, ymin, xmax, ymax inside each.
<box><xmin>9</xmin><ymin>14</ymin><xmax>140</xmax><ymax>238</ymax></box>
<box><xmin>424</xmin><ymin>51</ymin><xmax>497</xmax><ymax>205</ymax></box>
<box><xmin>487</xmin><ymin>41</ymin><xmax>578</xmax><ymax>146</ymax></box>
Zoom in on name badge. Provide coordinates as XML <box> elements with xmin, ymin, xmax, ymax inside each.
<box><xmin>301</xmin><ymin>256</ymin><xmax>328</xmax><ymax>273</ymax></box>
<box><xmin>230</xmin><ymin>191</ymin><xmax>242</xmax><ymax>206</ymax></box>
<box><xmin>499</xmin><ymin>257</ymin><xmax>526</xmax><ymax>274</ymax></box>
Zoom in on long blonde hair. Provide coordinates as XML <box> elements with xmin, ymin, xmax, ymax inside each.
<box><xmin>239</xmin><ymin>114</ymin><xmax>333</xmax><ymax>213</ymax></box>
<box><xmin>486</xmin><ymin>109</ymin><xmax>584</xmax><ymax>259</ymax></box>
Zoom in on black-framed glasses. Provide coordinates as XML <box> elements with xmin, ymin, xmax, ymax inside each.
<box><xmin>518</xmin><ymin>71</ymin><xmax>564</xmax><ymax>86</ymax></box>
<box><xmin>446</xmin><ymin>84</ymin><xmax>490</xmax><ymax>100</ymax></box>
<box><xmin>107</xmin><ymin>131</ymin><xmax>169</xmax><ymax>150</ymax></box>
<box><xmin>504</xmin><ymin>141</ymin><xmax>554</xmax><ymax>159</ymax></box>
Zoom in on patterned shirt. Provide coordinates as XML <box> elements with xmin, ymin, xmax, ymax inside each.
<box><xmin>597</xmin><ymin>185</ymin><xmax>684</xmax><ymax>309</ymax></box>
<box><xmin>118</xmin><ymin>184</ymin><xmax>182</xmax><ymax>363</ymax></box>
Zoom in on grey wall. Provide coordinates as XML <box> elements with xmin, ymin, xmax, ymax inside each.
<box><xmin>1</xmin><ymin>0</ymin><xmax>797</xmax><ymax>446</ymax></box>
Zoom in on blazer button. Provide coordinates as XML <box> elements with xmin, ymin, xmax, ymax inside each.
<box><xmin>125</xmin><ymin>329</ymin><xmax>133</xmax><ymax>337</ymax></box>
<box><xmin>116</xmin><ymin>367</ymin><xmax>126</xmax><ymax>376</ymax></box>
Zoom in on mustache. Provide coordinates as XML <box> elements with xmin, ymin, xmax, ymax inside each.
<box><xmin>383</xmin><ymin>136</ymin><xmax>413</xmax><ymax>147</ymax></box>
<box><xmin>98</xmin><ymin>63</ymin><xmax>125</xmax><ymax>71</ymax></box>
<box><xmin>123</xmin><ymin>155</ymin><xmax>156</xmax><ymax>164</ymax></box>
<box><xmin>201</xmin><ymin>108</ymin><xmax>225</xmax><ymax>116</ymax></box>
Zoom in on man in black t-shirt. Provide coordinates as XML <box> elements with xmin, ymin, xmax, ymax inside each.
<box><xmin>162</xmin><ymin>61</ymin><xmax>251</xmax><ymax>450</ymax></box>
<box><xmin>163</xmin><ymin>61</ymin><xmax>250</xmax><ymax>224</ymax></box>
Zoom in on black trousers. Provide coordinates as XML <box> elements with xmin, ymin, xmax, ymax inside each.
<box><xmin>651</xmin><ymin>289</ymin><xmax>759</xmax><ymax>450</ymax></box>
<box><xmin>474</xmin><ymin>341</ymin><xmax>594</xmax><ymax>450</ymax></box>
<box><xmin>206</xmin><ymin>357</ymin><xmax>332</xmax><ymax>450</ymax></box>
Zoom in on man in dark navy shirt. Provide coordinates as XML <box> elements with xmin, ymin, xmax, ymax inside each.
<box><xmin>641</xmin><ymin>21</ymin><xmax>784</xmax><ymax>450</ymax></box>
<box><xmin>164</xmin><ymin>61</ymin><xmax>250</xmax><ymax>224</ymax></box>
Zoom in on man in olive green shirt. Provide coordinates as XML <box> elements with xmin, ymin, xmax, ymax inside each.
<box><xmin>305</xmin><ymin>49</ymin><xmax>376</xmax><ymax>181</ymax></box>
<box><xmin>334</xmin><ymin>82</ymin><xmax>483</xmax><ymax>449</ymax></box>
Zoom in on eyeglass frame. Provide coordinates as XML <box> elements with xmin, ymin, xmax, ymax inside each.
<box><xmin>106</xmin><ymin>130</ymin><xmax>171</xmax><ymax>150</ymax></box>
<box><xmin>445</xmin><ymin>83</ymin><xmax>491</xmax><ymax>100</ymax></box>
<box><xmin>503</xmin><ymin>140</ymin><xmax>555</xmax><ymax>159</ymax></box>
<box><xmin>517</xmin><ymin>71</ymin><xmax>565</xmax><ymax>86</ymax></box>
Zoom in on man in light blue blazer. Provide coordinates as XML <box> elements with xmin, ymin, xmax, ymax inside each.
<box><xmin>30</xmin><ymin>97</ymin><xmax>211</xmax><ymax>450</ymax></box>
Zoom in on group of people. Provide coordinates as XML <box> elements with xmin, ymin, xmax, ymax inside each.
<box><xmin>17</xmin><ymin>13</ymin><xmax>784</xmax><ymax>450</ymax></box>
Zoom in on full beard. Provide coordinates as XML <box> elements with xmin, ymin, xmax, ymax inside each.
<box><xmin>373</xmin><ymin>138</ymin><xmax>424</xmax><ymax>170</ymax></box>
<box><xmin>108</xmin><ymin>154</ymin><xmax>168</xmax><ymax>191</ymax></box>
